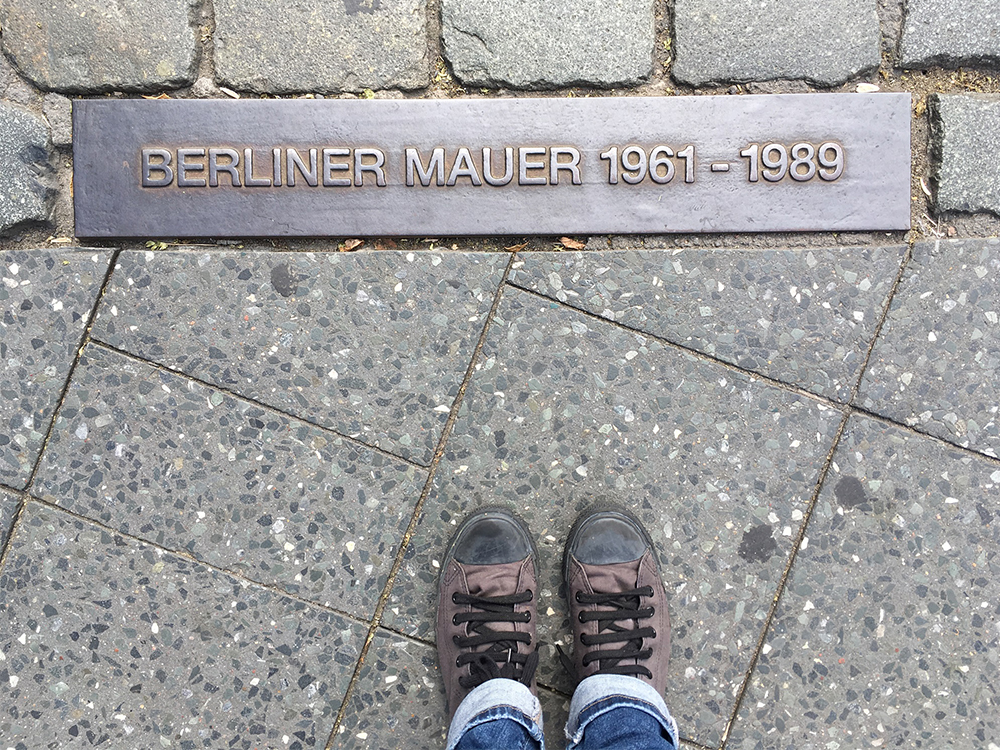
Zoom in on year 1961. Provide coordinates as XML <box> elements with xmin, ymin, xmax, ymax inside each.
<box><xmin>599</xmin><ymin>141</ymin><xmax>845</xmax><ymax>185</ymax></box>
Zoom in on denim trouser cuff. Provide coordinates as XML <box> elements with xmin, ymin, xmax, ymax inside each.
<box><xmin>445</xmin><ymin>678</ymin><xmax>544</xmax><ymax>750</ymax></box>
<box><xmin>565</xmin><ymin>674</ymin><xmax>679</xmax><ymax>750</ymax></box>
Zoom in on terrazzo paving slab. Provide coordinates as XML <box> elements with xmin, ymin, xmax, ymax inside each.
<box><xmin>93</xmin><ymin>250</ymin><xmax>508</xmax><ymax>465</ymax></box>
<box><xmin>0</xmin><ymin>488</ymin><xmax>19</xmax><ymax>552</ymax></box>
<box><xmin>727</xmin><ymin>414</ymin><xmax>1000</xmax><ymax>748</ymax></box>
<box><xmin>672</xmin><ymin>0</ymin><xmax>881</xmax><ymax>86</ymax></box>
<box><xmin>332</xmin><ymin>628</ymin><xmax>571</xmax><ymax>750</ymax></box>
<box><xmin>383</xmin><ymin>287</ymin><xmax>843</xmax><ymax>747</ymax></box>
<box><xmin>34</xmin><ymin>344</ymin><xmax>426</xmax><ymax>619</ymax></box>
<box><xmin>900</xmin><ymin>0</ymin><xmax>1000</xmax><ymax>69</ymax></box>
<box><xmin>1</xmin><ymin>249</ymin><xmax>112</xmax><ymax>489</ymax></box>
<box><xmin>0</xmin><ymin>502</ymin><xmax>368</xmax><ymax>749</ymax></box>
<box><xmin>0</xmin><ymin>102</ymin><xmax>53</xmax><ymax>234</ymax></box>
<box><xmin>931</xmin><ymin>94</ymin><xmax>1000</xmax><ymax>216</ymax></box>
<box><xmin>858</xmin><ymin>239</ymin><xmax>1000</xmax><ymax>457</ymax></box>
<box><xmin>214</xmin><ymin>0</ymin><xmax>429</xmax><ymax>93</ymax></box>
<box><xmin>0</xmin><ymin>0</ymin><xmax>198</xmax><ymax>93</ymax></box>
<box><xmin>441</xmin><ymin>0</ymin><xmax>653</xmax><ymax>88</ymax></box>
<box><xmin>511</xmin><ymin>247</ymin><xmax>906</xmax><ymax>402</ymax></box>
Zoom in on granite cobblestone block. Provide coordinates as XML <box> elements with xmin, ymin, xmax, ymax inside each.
<box><xmin>511</xmin><ymin>246</ymin><xmax>906</xmax><ymax>402</ymax></box>
<box><xmin>92</xmin><ymin>250</ymin><xmax>507</xmax><ymax>465</ymax></box>
<box><xmin>442</xmin><ymin>0</ymin><xmax>654</xmax><ymax>88</ymax></box>
<box><xmin>0</xmin><ymin>103</ymin><xmax>53</xmax><ymax>235</ymax></box>
<box><xmin>931</xmin><ymin>94</ymin><xmax>1000</xmax><ymax>217</ymax></box>
<box><xmin>214</xmin><ymin>0</ymin><xmax>430</xmax><ymax>93</ymax></box>
<box><xmin>0</xmin><ymin>0</ymin><xmax>199</xmax><ymax>93</ymax></box>
<box><xmin>672</xmin><ymin>0</ymin><xmax>882</xmax><ymax>86</ymax></box>
<box><xmin>728</xmin><ymin>415</ymin><xmax>1000</xmax><ymax>748</ymax></box>
<box><xmin>0</xmin><ymin>249</ymin><xmax>112</xmax><ymax>489</ymax></box>
<box><xmin>0</xmin><ymin>502</ymin><xmax>367</xmax><ymax>749</ymax></box>
<box><xmin>384</xmin><ymin>287</ymin><xmax>842</xmax><ymax>747</ymax></box>
<box><xmin>34</xmin><ymin>344</ymin><xmax>426</xmax><ymax>619</ymax></box>
<box><xmin>859</xmin><ymin>239</ymin><xmax>1000</xmax><ymax>457</ymax></box>
<box><xmin>900</xmin><ymin>0</ymin><xmax>1000</xmax><ymax>69</ymax></box>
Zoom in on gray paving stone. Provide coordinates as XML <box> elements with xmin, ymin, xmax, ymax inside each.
<box><xmin>442</xmin><ymin>0</ymin><xmax>653</xmax><ymax>88</ymax></box>
<box><xmin>900</xmin><ymin>0</ymin><xmax>1000</xmax><ymax>69</ymax></box>
<box><xmin>512</xmin><ymin>246</ymin><xmax>906</xmax><ymax>402</ymax></box>
<box><xmin>931</xmin><ymin>94</ymin><xmax>1000</xmax><ymax>216</ymax></box>
<box><xmin>332</xmin><ymin>628</ymin><xmax>570</xmax><ymax>750</ymax></box>
<box><xmin>383</xmin><ymin>287</ymin><xmax>842</xmax><ymax>747</ymax></box>
<box><xmin>0</xmin><ymin>501</ymin><xmax>367</xmax><ymax>749</ymax></box>
<box><xmin>728</xmin><ymin>414</ymin><xmax>1000</xmax><ymax>748</ymax></box>
<box><xmin>42</xmin><ymin>94</ymin><xmax>73</xmax><ymax>149</ymax></box>
<box><xmin>858</xmin><ymin>239</ymin><xmax>1000</xmax><ymax>457</ymax></box>
<box><xmin>0</xmin><ymin>249</ymin><xmax>112</xmax><ymax>489</ymax></box>
<box><xmin>672</xmin><ymin>0</ymin><xmax>882</xmax><ymax>86</ymax></box>
<box><xmin>92</xmin><ymin>250</ymin><xmax>507</xmax><ymax>465</ymax></box>
<box><xmin>214</xmin><ymin>0</ymin><xmax>429</xmax><ymax>93</ymax></box>
<box><xmin>34</xmin><ymin>344</ymin><xmax>425</xmax><ymax>619</ymax></box>
<box><xmin>0</xmin><ymin>103</ymin><xmax>53</xmax><ymax>234</ymax></box>
<box><xmin>0</xmin><ymin>0</ymin><xmax>198</xmax><ymax>93</ymax></box>
<box><xmin>0</xmin><ymin>489</ymin><xmax>19</xmax><ymax>552</ymax></box>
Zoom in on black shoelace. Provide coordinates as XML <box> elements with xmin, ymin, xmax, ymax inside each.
<box><xmin>452</xmin><ymin>590</ymin><xmax>539</xmax><ymax>690</ymax></box>
<box><xmin>559</xmin><ymin>586</ymin><xmax>656</xmax><ymax>683</ymax></box>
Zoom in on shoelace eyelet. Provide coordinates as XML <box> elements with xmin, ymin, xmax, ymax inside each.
<box><xmin>452</xmin><ymin>614</ymin><xmax>459</xmax><ymax>625</ymax></box>
<box><xmin>575</xmin><ymin>591</ymin><xmax>583</xmax><ymax>603</ymax></box>
<box><xmin>452</xmin><ymin>592</ymin><xmax>460</xmax><ymax>603</ymax></box>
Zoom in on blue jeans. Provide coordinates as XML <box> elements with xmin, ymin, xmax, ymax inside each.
<box><xmin>446</xmin><ymin>675</ymin><xmax>679</xmax><ymax>750</ymax></box>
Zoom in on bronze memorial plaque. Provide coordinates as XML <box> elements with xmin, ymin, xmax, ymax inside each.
<box><xmin>73</xmin><ymin>94</ymin><xmax>910</xmax><ymax>238</ymax></box>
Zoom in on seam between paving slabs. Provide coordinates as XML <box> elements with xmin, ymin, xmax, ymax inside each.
<box><xmin>0</xmin><ymin>249</ymin><xmax>122</xmax><ymax>579</ymax></box>
<box><xmin>506</xmin><ymin>278</ymin><xmax>844</xmax><ymax>409</ymax></box>
<box><xmin>25</xmin><ymin>249</ymin><xmax>122</xmax><ymax>491</ymax></box>
<box><xmin>0</xmin><ymin>487</ymin><xmax>29</xmax><ymax>576</ymax></box>
<box><xmin>0</xmin><ymin>490</ymin><xmax>375</xmax><ymax>631</ymax></box>
<box><xmin>323</xmin><ymin>250</ymin><xmax>518</xmax><ymax>750</ymax></box>
<box><xmin>717</xmin><ymin>237</ymin><xmax>917</xmax><ymax>748</ymax></box>
<box><xmin>84</xmin><ymin>339</ymin><xmax>429</xmax><ymax>471</ymax></box>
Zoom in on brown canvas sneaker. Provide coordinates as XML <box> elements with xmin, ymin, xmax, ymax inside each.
<box><xmin>562</xmin><ymin>504</ymin><xmax>670</xmax><ymax>695</ymax></box>
<box><xmin>436</xmin><ymin>507</ymin><xmax>540</xmax><ymax>721</ymax></box>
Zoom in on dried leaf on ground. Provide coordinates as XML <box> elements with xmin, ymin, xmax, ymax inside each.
<box><xmin>141</xmin><ymin>93</ymin><xmax>171</xmax><ymax>100</ymax></box>
<box><xmin>559</xmin><ymin>237</ymin><xmax>586</xmax><ymax>250</ymax></box>
<box><xmin>374</xmin><ymin>239</ymin><xmax>397</xmax><ymax>251</ymax></box>
<box><xmin>341</xmin><ymin>239</ymin><xmax>364</xmax><ymax>252</ymax></box>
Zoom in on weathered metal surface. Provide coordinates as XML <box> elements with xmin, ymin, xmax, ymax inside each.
<box><xmin>73</xmin><ymin>95</ymin><xmax>910</xmax><ymax>237</ymax></box>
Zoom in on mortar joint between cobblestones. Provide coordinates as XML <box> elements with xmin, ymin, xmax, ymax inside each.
<box><xmin>85</xmin><ymin>338</ymin><xmax>430</xmax><ymax>471</ymax></box>
<box><xmin>323</xmin><ymin>250</ymin><xmax>517</xmax><ymax>749</ymax></box>
<box><xmin>25</xmin><ymin>248</ymin><xmax>122</xmax><ymax>493</ymax></box>
<box><xmin>194</xmin><ymin>0</ymin><xmax>218</xmax><ymax>85</ymax></box>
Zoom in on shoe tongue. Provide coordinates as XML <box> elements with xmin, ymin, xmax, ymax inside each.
<box><xmin>460</xmin><ymin>560</ymin><xmax>527</xmax><ymax>600</ymax></box>
<box><xmin>579</xmin><ymin>557</ymin><xmax>641</xmax><ymax>597</ymax></box>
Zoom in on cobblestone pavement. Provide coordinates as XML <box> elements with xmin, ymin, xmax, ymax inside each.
<box><xmin>2</xmin><ymin>0</ymin><xmax>1000</xmax><ymax>748</ymax></box>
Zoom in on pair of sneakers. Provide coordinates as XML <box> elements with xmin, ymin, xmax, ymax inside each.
<box><xmin>437</xmin><ymin>504</ymin><xmax>670</xmax><ymax>719</ymax></box>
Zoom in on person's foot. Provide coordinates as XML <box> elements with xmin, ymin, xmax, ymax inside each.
<box><xmin>437</xmin><ymin>507</ymin><xmax>540</xmax><ymax>720</ymax></box>
<box><xmin>562</xmin><ymin>504</ymin><xmax>670</xmax><ymax>694</ymax></box>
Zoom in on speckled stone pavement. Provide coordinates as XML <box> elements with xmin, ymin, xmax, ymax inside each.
<box><xmin>2</xmin><ymin>240</ymin><xmax>998</xmax><ymax>749</ymax></box>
